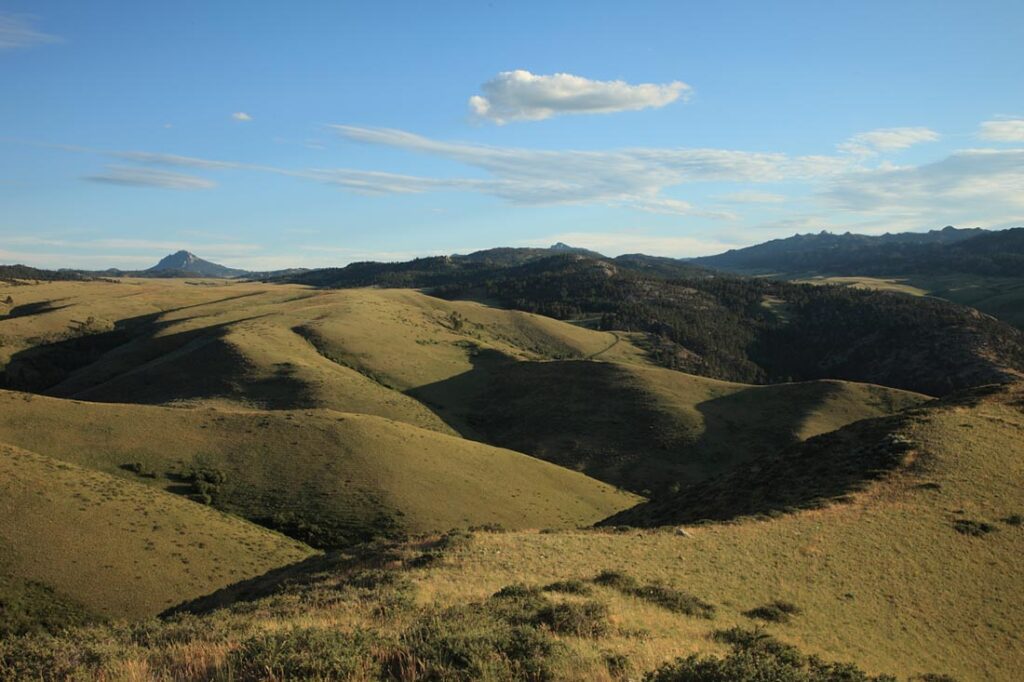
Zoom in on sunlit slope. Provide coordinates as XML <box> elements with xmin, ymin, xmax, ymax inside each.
<box><xmin>0</xmin><ymin>280</ymin><xmax>648</xmax><ymax>431</ymax></box>
<box><xmin>0</xmin><ymin>391</ymin><xmax>639</xmax><ymax>542</ymax></box>
<box><xmin>0</xmin><ymin>443</ymin><xmax>314</xmax><ymax>624</ymax></box>
<box><xmin>404</xmin><ymin>383</ymin><xmax>1024</xmax><ymax>680</ymax></box>
<box><xmin>292</xmin><ymin>287</ymin><xmax>648</xmax><ymax>391</ymax></box>
<box><xmin>412</xmin><ymin>358</ymin><xmax>927</xmax><ymax>492</ymax></box>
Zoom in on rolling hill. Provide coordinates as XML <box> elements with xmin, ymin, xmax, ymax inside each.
<box><xmin>0</xmin><ymin>278</ymin><xmax>925</xmax><ymax>499</ymax></box>
<box><xmin>4</xmin><ymin>381</ymin><xmax>1019</xmax><ymax>680</ymax></box>
<box><xmin>0</xmin><ymin>391</ymin><xmax>639</xmax><ymax>547</ymax></box>
<box><xmin>279</xmin><ymin>248</ymin><xmax>1024</xmax><ymax>394</ymax></box>
<box><xmin>409</xmin><ymin>358</ymin><xmax>926</xmax><ymax>493</ymax></box>
<box><xmin>0</xmin><ymin>442</ymin><xmax>315</xmax><ymax>632</ymax></box>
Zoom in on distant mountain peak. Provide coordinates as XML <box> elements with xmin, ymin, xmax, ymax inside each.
<box><xmin>147</xmin><ymin>251</ymin><xmax>246</xmax><ymax>278</ymax></box>
<box><xmin>549</xmin><ymin>242</ymin><xmax>576</xmax><ymax>251</ymax></box>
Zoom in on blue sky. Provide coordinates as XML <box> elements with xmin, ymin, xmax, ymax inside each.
<box><xmin>1</xmin><ymin>0</ymin><xmax>1023</xmax><ymax>270</ymax></box>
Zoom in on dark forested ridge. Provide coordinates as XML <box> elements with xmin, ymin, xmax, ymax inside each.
<box><xmin>0</xmin><ymin>265</ymin><xmax>101</xmax><ymax>283</ymax></box>
<box><xmin>693</xmin><ymin>225</ymin><xmax>1024</xmax><ymax>277</ymax></box>
<box><xmin>284</xmin><ymin>248</ymin><xmax>1024</xmax><ymax>396</ymax></box>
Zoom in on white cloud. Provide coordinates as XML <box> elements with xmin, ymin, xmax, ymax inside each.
<box><xmin>0</xmin><ymin>12</ymin><xmax>60</xmax><ymax>50</ymax></box>
<box><xmin>522</xmin><ymin>231</ymin><xmax>739</xmax><ymax>258</ymax></box>
<box><xmin>823</xmin><ymin>148</ymin><xmax>1024</xmax><ymax>226</ymax></box>
<box><xmin>83</xmin><ymin>166</ymin><xmax>217</xmax><ymax>190</ymax></box>
<box><xmin>979</xmin><ymin>118</ymin><xmax>1024</xmax><ymax>142</ymax></box>
<box><xmin>113</xmin><ymin>150</ymin><xmax>245</xmax><ymax>170</ymax></box>
<box><xmin>716</xmin><ymin>191</ymin><xmax>787</xmax><ymax>204</ymax></box>
<box><xmin>469</xmin><ymin>70</ymin><xmax>690</xmax><ymax>124</ymax></box>
<box><xmin>232</xmin><ymin>112</ymin><xmax>253</xmax><ymax>122</ymax></box>
<box><xmin>838</xmin><ymin>127</ymin><xmax>940</xmax><ymax>156</ymax></box>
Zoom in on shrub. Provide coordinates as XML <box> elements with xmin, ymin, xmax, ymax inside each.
<box><xmin>604</xmin><ymin>651</ymin><xmax>633</xmax><ymax>680</ymax></box>
<box><xmin>630</xmin><ymin>584</ymin><xmax>715</xmax><ymax>619</ymax></box>
<box><xmin>537</xmin><ymin>601</ymin><xmax>610</xmax><ymax>638</ymax></box>
<box><xmin>227</xmin><ymin>627</ymin><xmax>375</xmax><ymax>681</ymax></box>
<box><xmin>647</xmin><ymin>627</ymin><xmax>899</xmax><ymax>681</ymax></box>
<box><xmin>120</xmin><ymin>461</ymin><xmax>156</xmax><ymax>478</ymax></box>
<box><xmin>953</xmin><ymin>519</ymin><xmax>998</xmax><ymax>536</ymax></box>
<box><xmin>488</xmin><ymin>585</ymin><xmax>550</xmax><ymax>626</ymax></box>
<box><xmin>743</xmin><ymin>600</ymin><xmax>802</xmax><ymax>624</ymax></box>
<box><xmin>1001</xmin><ymin>514</ymin><xmax>1023</xmax><ymax>526</ymax></box>
<box><xmin>594</xmin><ymin>570</ymin><xmax>715</xmax><ymax>619</ymax></box>
<box><xmin>0</xmin><ymin>633</ymin><xmax>117</xmax><ymax>681</ymax></box>
<box><xmin>542</xmin><ymin>579</ymin><xmax>593</xmax><ymax>596</ymax></box>
<box><xmin>593</xmin><ymin>570</ymin><xmax>639</xmax><ymax>591</ymax></box>
<box><xmin>392</xmin><ymin>607</ymin><xmax>561</xmax><ymax>681</ymax></box>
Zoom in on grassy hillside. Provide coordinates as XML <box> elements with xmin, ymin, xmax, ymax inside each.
<box><xmin>412</xmin><ymin>358</ymin><xmax>926</xmax><ymax>493</ymax></box>
<box><xmin>0</xmin><ymin>443</ymin><xmax>314</xmax><ymax>631</ymax></box>
<box><xmin>0</xmin><ymin>391</ymin><xmax>638</xmax><ymax>547</ymax></box>
<box><xmin>0</xmin><ymin>279</ymin><xmax>647</xmax><ymax>431</ymax></box>
<box><xmin>4</xmin><ymin>383</ymin><xmax>1020</xmax><ymax>680</ymax></box>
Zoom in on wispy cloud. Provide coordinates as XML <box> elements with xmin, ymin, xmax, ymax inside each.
<box><xmin>3</xmin><ymin>236</ymin><xmax>260</xmax><ymax>253</ymax></box>
<box><xmin>469</xmin><ymin>70</ymin><xmax>690</xmax><ymax>124</ymax></box>
<box><xmin>838</xmin><ymin>127</ymin><xmax>940</xmax><ymax>156</ymax></box>
<box><xmin>823</xmin><ymin>148</ymin><xmax>1024</xmax><ymax>226</ymax></box>
<box><xmin>329</xmin><ymin>125</ymin><xmax>850</xmax><ymax>215</ymax></box>
<box><xmin>83</xmin><ymin>166</ymin><xmax>217</xmax><ymax>190</ymax></box>
<box><xmin>716</xmin><ymin>191</ymin><xmax>787</xmax><ymax>204</ymax></box>
<box><xmin>232</xmin><ymin>112</ymin><xmax>253</xmax><ymax>122</ymax></box>
<box><xmin>979</xmin><ymin>118</ymin><xmax>1024</xmax><ymax>142</ymax></box>
<box><xmin>0</xmin><ymin>12</ymin><xmax>60</xmax><ymax>50</ymax></box>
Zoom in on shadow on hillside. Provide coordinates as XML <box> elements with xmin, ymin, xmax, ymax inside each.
<box><xmin>406</xmin><ymin>347</ymin><xmax>517</xmax><ymax>437</ymax></box>
<box><xmin>409</xmin><ymin>360</ymin><xmax>832</xmax><ymax>495</ymax></box>
<box><xmin>688</xmin><ymin>381</ymin><xmax>846</xmax><ymax>477</ymax></box>
<box><xmin>599</xmin><ymin>412</ymin><xmax>914</xmax><ymax>528</ymax></box>
<box><xmin>163</xmin><ymin>535</ymin><xmax>438</xmax><ymax>618</ymax></box>
<box><xmin>0</xmin><ymin>299</ymin><xmax>74</xmax><ymax>320</ymax></box>
<box><xmin>0</xmin><ymin>293</ymin><xmax>316</xmax><ymax>409</ymax></box>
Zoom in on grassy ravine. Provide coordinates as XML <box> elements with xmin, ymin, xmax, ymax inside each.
<box><xmin>0</xmin><ymin>532</ymin><xmax>933</xmax><ymax>682</ymax></box>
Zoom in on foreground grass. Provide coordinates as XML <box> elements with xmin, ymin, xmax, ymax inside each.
<box><xmin>0</xmin><ymin>532</ymin><xmax>941</xmax><ymax>681</ymax></box>
<box><xmin>3</xmin><ymin>384</ymin><xmax>1020</xmax><ymax>679</ymax></box>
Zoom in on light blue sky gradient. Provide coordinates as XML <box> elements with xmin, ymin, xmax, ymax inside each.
<box><xmin>1</xmin><ymin>1</ymin><xmax>1022</xmax><ymax>269</ymax></box>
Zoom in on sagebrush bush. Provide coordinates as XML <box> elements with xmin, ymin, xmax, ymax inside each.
<box><xmin>953</xmin><ymin>519</ymin><xmax>998</xmax><ymax>536</ymax></box>
<box><xmin>537</xmin><ymin>601</ymin><xmax>610</xmax><ymax>638</ymax></box>
<box><xmin>227</xmin><ymin>627</ymin><xmax>376</xmax><ymax>681</ymax></box>
<box><xmin>647</xmin><ymin>627</ymin><xmax>900</xmax><ymax>682</ymax></box>
<box><xmin>391</xmin><ymin>607</ymin><xmax>561</xmax><ymax>681</ymax></box>
<box><xmin>542</xmin><ymin>579</ymin><xmax>593</xmax><ymax>595</ymax></box>
<box><xmin>594</xmin><ymin>570</ymin><xmax>715</xmax><ymax>619</ymax></box>
<box><xmin>743</xmin><ymin>600</ymin><xmax>802</xmax><ymax>624</ymax></box>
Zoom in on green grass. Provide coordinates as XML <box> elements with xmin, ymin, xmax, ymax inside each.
<box><xmin>0</xmin><ymin>444</ymin><xmax>314</xmax><ymax>623</ymax></box>
<box><xmin>0</xmin><ymin>390</ymin><xmax>639</xmax><ymax>547</ymax></box>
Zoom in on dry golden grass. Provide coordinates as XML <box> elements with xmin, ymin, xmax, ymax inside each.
<box><xmin>406</xmin><ymin>389</ymin><xmax>1024</xmax><ymax>680</ymax></box>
